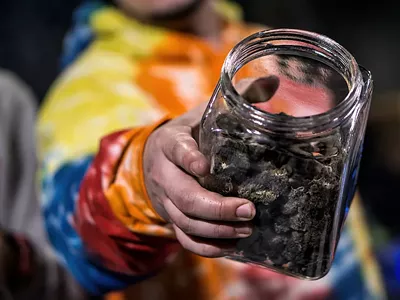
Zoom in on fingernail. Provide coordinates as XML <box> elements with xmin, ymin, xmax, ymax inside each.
<box><xmin>191</xmin><ymin>160</ymin><xmax>209</xmax><ymax>177</ymax></box>
<box><xmin>236</xmin><ymin>226</ymin><xmax>252</xmax><ymax>237</ymax></box>
<box><xmin>190</xmin><ymin>161</ymin><xmax>201</xmax><ymax>176</ymax></box>
<box><xmin>236</xmin><ymin>203</ymin><xmax>255</xmax><ymax>219</ymax></box>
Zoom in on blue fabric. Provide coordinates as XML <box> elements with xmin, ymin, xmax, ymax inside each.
<box><xmin>377</xmin><ymin>240</ymin><xmax>400</xmax><ymax>298</ymax></box>
<box><xmin>41</xmin><ymin>156</ymin><xmax>147</xmax><ymax>295</ymax></box>
<box><xmin>328</xmin><ymin>228</ymin><xmax>378</xmax><ymax>300</ymax></box>
<box><xmin>60</xmin><ymin>1</ymin><xmax>105</xmax><ymax>70</ymax></box>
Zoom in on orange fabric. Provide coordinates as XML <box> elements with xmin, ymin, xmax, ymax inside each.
<box><xmin>106</xmin><ymin>252</ymin><xmax>243</xmax><ymax>300</ymax></box>
<box><xmin>107</xmin><ymin>293</ymin><xmax>124</xmax><ymax>300</ymax></box>
<box><xmin>106</xmin><ymin>115</ymin><xmax>174</xmax><ymax>236</ymax></box>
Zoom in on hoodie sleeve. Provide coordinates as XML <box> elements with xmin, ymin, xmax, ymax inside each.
<box><xmin>37</xmin><ymin>49</ymin><xmax>181</xmax><ymax>295</ymax></box>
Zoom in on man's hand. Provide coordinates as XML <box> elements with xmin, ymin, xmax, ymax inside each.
<box><xmin>143</xmin><ymin>77</ymin><xmax>285</xmax><ymax>258</ymax></box>
<box><xmin>143</xmin><ymin>102</ymin><xmax>256</xmax><ymax>258</ymax></box>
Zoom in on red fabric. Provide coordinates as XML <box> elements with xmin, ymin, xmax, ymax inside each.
<box><xmin>74</xmin><ymin>130</ymin><xmax>179</xmax><ymax>275</ymax></box>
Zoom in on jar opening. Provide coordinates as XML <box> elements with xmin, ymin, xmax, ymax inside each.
<box><xmin>221</xmin><ymin>29</ymin><xmax>364</xmax><ymax>134</ymax></box>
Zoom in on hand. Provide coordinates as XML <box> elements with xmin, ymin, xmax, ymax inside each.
<box><xmin>143</xmin><ymin>103</ymin><xmax>256</xmax><ymax>258</ymax></box>
<box><xmin>143</xmin><ymin>77</ymin><xmax>284</xmax><ymax>257</ymax></box>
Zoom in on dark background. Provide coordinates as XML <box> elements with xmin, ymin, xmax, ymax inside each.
<box><xmin>2</xmin><ymin>0</ymin><xmax>400</xmax><ymax>100</ymax></box>
<box><xmin>0</xmin><ymin>0</ymin><xmax>399</xmax><ymax>232</ymax></box>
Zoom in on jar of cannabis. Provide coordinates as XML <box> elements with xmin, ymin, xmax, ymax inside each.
<box><xmin>199</xmin><ymin>29</ymin><xmax>372</xmax><ymax>280</ymax></box>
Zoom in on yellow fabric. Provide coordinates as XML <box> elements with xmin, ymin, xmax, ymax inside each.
<box><xmin>37</xmin><ymin>1</ymin><xmax>249</xmax><ymax>177</ymax></box>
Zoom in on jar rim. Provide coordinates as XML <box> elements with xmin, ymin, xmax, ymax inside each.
<box><xmin>220</xmin><ymin>28</ymin><xmax>368</xmax><ymax>134</ymax></box>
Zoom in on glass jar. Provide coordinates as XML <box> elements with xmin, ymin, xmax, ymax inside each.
<box><xmin>199</xmin><ymin>29</ymin><xmax>372</xmax><ymax>280</ymax></box>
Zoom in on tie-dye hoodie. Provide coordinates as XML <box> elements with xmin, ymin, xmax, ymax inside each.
<box><xmin>37</xmin><ymin>1</ymin><xmax>386</xmax><ymax>299</ymax></box>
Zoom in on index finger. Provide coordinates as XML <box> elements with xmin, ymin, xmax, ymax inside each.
<box><xmin>165</xmin><ymin>164</ymin><xmax>255</xmax><ymax>221</ymax></box>
<box><xmin>162</xmin><ymin>127</ymin><xmax>209</xmax><ymax>177</ymax></box>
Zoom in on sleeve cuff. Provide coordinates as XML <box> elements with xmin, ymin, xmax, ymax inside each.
<box><xmin>104</xmin><ymin>115</ymin><xmax>176</xmax><ymax>237</ymax></box>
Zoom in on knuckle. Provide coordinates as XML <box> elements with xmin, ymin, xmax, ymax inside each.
<box><xmin>179</xmin><ymin>217</ymin><xmax>194</xmax><ymax>234</ymax></box>
<box><xmin>180</xmin><ymin>125</ymin><xmax>192</xmax><ymax>134</ymax></box>
<box><xmin>214</xmin><ymin>199</ymin><xmax>225</xmax><ymax>220</ymax></box>
<box><xmin>175</xmin><ymin>129</ymin><xmax>190</xmax><ymax>140</ymax></box>
<box><xmin>170</xmin><ymin>137</ymin><xmax>182</xmax><ymax>155</ymax></box>
<box><xmin>171</xmin><ymin>149</ymin><xmax>183</xmax><ymax>166</ymax></box>
<box><xmin>177</xmin><ymin>190</ymin><xmax>196</xmax><ymax>214</ymax></box>
<box><xmin>214</xmin><ymin>225</ymin><xmax>235</xmax><ymax>238</ymax></box>
<box><xmin>176</xmin><ymin>135</ymin><xmax>195</xmax><ymax>154</ymax></box>
<box><xmin>167</xmin><ymin>187</ymin><xmax>181</xmax><ymax>205</ymax></box>
<box><xmin>175</xmin><ymin>131</ymin><xmax>195</xmax><ymax>147</ymax></box>
<box><xmin>212</xmin><ymin>225</ymin><xmax>222</xmax><ymax>238</ymax></box>
<box><xmin>170</xmin><ymin>134</ymin><xmax>191</xmax><ymax>158</ymax></box>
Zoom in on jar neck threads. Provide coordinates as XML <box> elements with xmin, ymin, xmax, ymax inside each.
<box><xmin>220</xmin><ymin>29</ymin><xmax>367</xmax><ymax>136</ymax></box>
